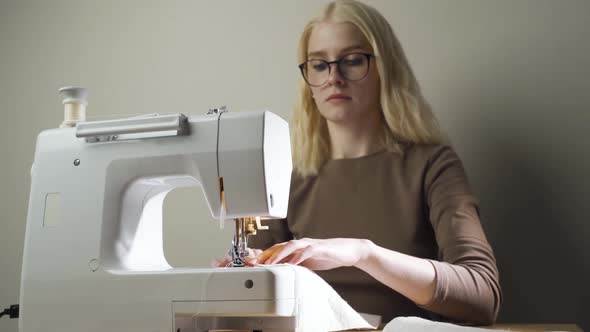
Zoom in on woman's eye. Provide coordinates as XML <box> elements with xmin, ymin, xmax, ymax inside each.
<box><xmin>312</xmin><ymin>62</ymin><xmax>328</xmax><ymax>71</ymax></box>
<box><xmin>343</xmin><ymin>57</ymin><xmax>363</xmax><ymax>66</ymax></box>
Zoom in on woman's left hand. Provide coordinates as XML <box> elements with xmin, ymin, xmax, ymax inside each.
<box><xmin>254</xmin><ymin>238</ymin><xmax>372</xmax><ymax>270</ymax></box>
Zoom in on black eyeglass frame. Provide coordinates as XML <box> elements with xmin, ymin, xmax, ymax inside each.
<box><xmin>298</xmin><ymin>52</ymin><xmax>375</xmax><ymax>87</ymax></box>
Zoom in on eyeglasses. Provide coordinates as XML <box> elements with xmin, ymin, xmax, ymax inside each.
<box><xmin>298</xmin><ymin>52</ymin><xmax>374</xmax><ymax>87</ymax></box>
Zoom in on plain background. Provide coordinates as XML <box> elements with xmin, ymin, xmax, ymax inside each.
<box><xmin>1</xmin><ymin>0</ymin><xmax>588</xmax><ymax>331</ymax></box>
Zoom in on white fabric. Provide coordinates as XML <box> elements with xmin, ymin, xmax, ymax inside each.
<box><xmin>289</xmin><ymin>265</ymin><xmax>375</xmax><ymax>332</ymax></box>
<box><xmin>383</xmin><ymin>316</ymin><xmax>509</xmax><ymax>332</ymax></box>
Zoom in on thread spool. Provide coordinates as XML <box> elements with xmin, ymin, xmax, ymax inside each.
<box><xmin>58</xmin><ymin>86</ymin><xmax>87</xmax><ymax>128</ymax></box>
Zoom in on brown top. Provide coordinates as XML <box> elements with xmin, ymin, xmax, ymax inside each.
<box><xmin>249</xmin><ymin>144</ymin><xmax>502</xmax><ymax>325</ymax></box>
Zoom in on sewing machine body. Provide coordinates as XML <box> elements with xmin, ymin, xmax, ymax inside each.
<box><xmin>19</xmin><ymin>109</ymin><xmax>297</xmax><ymax>331</ymax></box>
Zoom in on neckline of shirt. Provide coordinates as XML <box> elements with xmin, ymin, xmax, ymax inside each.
<box><xmin>324</xmin><ymin>148</ymin><xmax>389</xmax><ymax>166</ymax></box>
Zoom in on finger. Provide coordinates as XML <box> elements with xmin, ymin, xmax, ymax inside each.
<box><xmin>267</xmin><ymin>240</ymin><xmax>307</xmax><ymax>265</ymax></box>
<box><xmin>285</xmin><ymin>250</ymin><xmax>305</xmax><ymax>266</ymax></box>
<box><xmin>262</xmin><ymin>239</ymin><xmax>314</xmax><ymax>264</ymax></box>
<box><xmin>288</xmin><ymin>246</ymin><xmax>315</xmax><ymax>266</ymax></box>
<box><xmin>257</xmin><ymin>243</ymin><xmax>284</xmax><ymax>264</ymax></box>
<box><xmin>264</xmin><ymin>244</ymin><xmax>294</xmax><ymax>265</ymax></box>
<box><xmin>245</xmin><ymin>258</ymin><xmax>258</xmax><ymax>266</ymax></box>
<box><xmin>258</xmin><ymin>248</ymin><xmax>279</xmax><ymax>265</ymax></box>
<box><xmin>274</xmin><ymin>251</ymin><xmax>299</xmax><ymax>264</ymax></box>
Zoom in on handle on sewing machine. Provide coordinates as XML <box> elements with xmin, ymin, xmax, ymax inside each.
<box><xmin>75</xmin><ymin>114</ymin><xmax>190</xmax><ymax>141</ymax></box>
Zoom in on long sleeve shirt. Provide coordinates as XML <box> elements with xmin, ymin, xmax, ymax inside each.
<box><xmin>249</xmin><ymin>144</ymin><xmax>502</xmax><ymax>325</ymax></box>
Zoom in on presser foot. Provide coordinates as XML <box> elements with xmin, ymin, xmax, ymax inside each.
<box><xmin>230</xmin><ymin>240</ymin><xmax>247</xmax><ymax>267</ymax></box>
<box><xmin>230</xmin><ymin>218</ymin><xmax>251</xmax><ymax>267</ymax></box>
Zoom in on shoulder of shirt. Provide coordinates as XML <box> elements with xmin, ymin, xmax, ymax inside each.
<box><xmin>400</xmin><ymin>142</ymin><xmax>458</xmax><ymax>164</ymax></box>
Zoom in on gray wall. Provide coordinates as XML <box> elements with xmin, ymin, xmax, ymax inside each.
<box><xmin>1</xmin><ymin>0</ymin><xmax>587</xmax><ymax>331</ymax></box>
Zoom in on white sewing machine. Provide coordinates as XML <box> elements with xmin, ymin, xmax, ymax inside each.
<box><xmin>18</xmin><ymin>87</ymin><xmax>301</xmax><ymax>332</ymax></box>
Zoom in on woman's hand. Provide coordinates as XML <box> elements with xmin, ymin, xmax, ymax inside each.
<box><xmin>211</xmin><ymin>248</ymin><xmax>262</xmax><ymax>267</ymax></box>
<box><xmin>255</xmin><ymin>238</ymin><xmax>373</xmax><ymax>270</ymax></box>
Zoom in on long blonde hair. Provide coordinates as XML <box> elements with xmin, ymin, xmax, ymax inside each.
<box><xmin>292</xmin><ymin>0</ymin><xmax>446</xmax><ymax>176</ymax></box>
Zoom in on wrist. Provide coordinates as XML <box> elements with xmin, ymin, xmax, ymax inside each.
<box><xmin>354</xmin><ymin>238</ymin><xmax>376</xmax><ymax>269</ymax></box>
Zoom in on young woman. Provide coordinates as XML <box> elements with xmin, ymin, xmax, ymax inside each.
<box><xmin>217</xmin><ymin>0</ymin><xmax>502</xmax><ymax>325</ymax></box>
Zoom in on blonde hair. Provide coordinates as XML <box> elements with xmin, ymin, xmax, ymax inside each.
<box><xmin>292</xmin><ymin>0</ymin><xmax>447</xmax><ymax>176</ymax></box>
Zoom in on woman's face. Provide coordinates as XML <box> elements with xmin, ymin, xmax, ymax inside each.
<box><xmin>306</xmin><ymin>21</ymin><xmax>381</xmax><ymax>125</ymax></box>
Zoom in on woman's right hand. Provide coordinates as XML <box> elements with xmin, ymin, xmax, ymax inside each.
<box><xmin>211</xmin><ymin>248</ymin><xmax>263</xmax><ymax>267</ymax></box>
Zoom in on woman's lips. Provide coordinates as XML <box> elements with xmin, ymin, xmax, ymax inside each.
<box><xmin>326</xmin><ymin>94</ymin><xmax>352</xmax><ymax>102</ymax></box>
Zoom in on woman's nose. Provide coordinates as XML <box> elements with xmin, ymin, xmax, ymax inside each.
<box><xmin>326</xmin><ymin>64</ymin><xmax>345</xmax><ymax>86</ymax></box>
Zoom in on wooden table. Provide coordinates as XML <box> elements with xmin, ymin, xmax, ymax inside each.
<box><xmin>484</xmin><ymin>324</ymin><xmax>582</xmax><ymax>331</ymax></box>
<box><xmin>370</xmin><ymin>323</ymin><xmax>582</xmax><ymax>331</ymax></box>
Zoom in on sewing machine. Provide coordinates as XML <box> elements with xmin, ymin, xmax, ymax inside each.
<box><xmin>18</xmin><ymin>87</ymin><xmax>300</xmax><ymax>332</ymax></box>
